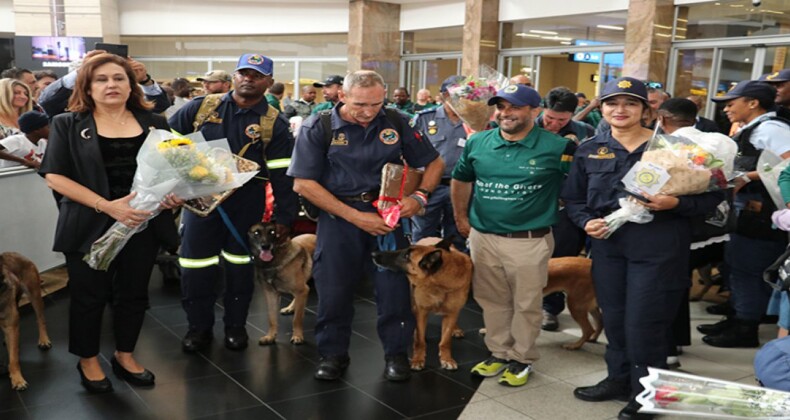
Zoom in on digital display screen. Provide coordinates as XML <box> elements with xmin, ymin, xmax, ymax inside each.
<box><xmin>31</xmin><ymin>36</ymin><xmax>86</xmax><ymax>62</ymax></box>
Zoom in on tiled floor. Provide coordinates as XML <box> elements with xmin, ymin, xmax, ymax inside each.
<box><xmin>0</xmin><ymin>269</ymin><xmax>770</xmax><ymax>420</ymax></box>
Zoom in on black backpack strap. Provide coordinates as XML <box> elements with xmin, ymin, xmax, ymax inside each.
<box><xmin>319</xmin><ymin>109</ymin><xmax>333</xmax><ymax>147</ymax></box>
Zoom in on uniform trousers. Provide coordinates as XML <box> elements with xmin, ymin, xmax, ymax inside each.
<box><xmin>66</xmin><ymin>223</ymin><xmax>159</xmax><ymax>358</ymax></box>
<box><xmin>313</xmin><ymin>203</ymin><xmax>414</xmax><ymax>358</ymax></box>
<box><xmin>469</xmin><ymin>228</ymin><xmax>554</xmax><ymax>364</ymax></box>
<box><xmin>725</xmin><ymin>233</ymin><xmax>786</xmax><ymax>321</ymax></box>
<box><xmin>411</xmin><ymin>184</ymin><xmax>466</xmax><ymax>251</ymax></box>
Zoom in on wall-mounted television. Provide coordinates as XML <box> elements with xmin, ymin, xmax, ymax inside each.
<box><xmin>31</xmin><ymin>36</ymin><xmax>86</xmax><ymax>63</ymax></box>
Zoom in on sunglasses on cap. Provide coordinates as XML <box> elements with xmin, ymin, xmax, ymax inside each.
<box><xmin>645</xmin><ymin>81</ymin><xmax>664</xmax><ymax>89</ymax></box>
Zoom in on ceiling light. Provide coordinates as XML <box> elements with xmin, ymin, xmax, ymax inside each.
<box><xmin>597</xmin><ymin>25</ymin><xmax>624</xmax><ymax>31</ymax></box>
<box><xmin>540</xmin><ymin>36</ymin><xmax>573</xmax><ymax>41</ymax></box>
<box><xmin>516</xmin><ymin>33</ymin><xmax>541</xmax><ymax>38</ymax></box>
<box><xmin>656</xmin><ymin>33</ymin><xmax>672</xmax><ymax>38</ymax></box>
<box><xmin>560</xmin><ymin>41</ymin><xmax>572</xmax><ymax>45</ymax></box>
<box><xmin>530</xmin><ymin>29</ymin><xmax>558</xmax><ymax>35</ymax></box>
<box><xmin>729</xmin><ymin>4</ymin><xmax>744</xmax><ymax>7</ymax></box>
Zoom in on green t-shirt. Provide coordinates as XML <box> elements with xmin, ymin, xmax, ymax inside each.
<box><xmin>265</xmin><ymin>94</ymin><xmax>281</xmax><ymax>111</ymax></box>
<box><xmin>452</xmin><ymin>126</ymin><xmax>573</xmax><ymax>233</ymax></box>
<box><xmin>311</xmin><ymin>101</ymin><xmax>334</xmax><ymax>114</ymax></box>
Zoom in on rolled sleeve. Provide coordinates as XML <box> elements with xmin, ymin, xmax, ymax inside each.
<box><xmin>451</xmin><ymin>134</ymin><xmax>477</xmax><ymax>182</ymax></box>
<box><xmin>752</xmin><ymin>121</ymin><xmax>790</xmax><ymax>157</ymax></box>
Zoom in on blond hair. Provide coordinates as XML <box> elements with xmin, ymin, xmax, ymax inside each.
<box><xmin>0</xmin><ymin>78</ymin><xmax>33</xmax><ymax>126</ymax></box>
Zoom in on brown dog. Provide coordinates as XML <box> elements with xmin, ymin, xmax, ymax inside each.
<box><xmin>248</xmin><ymin>222</ymin><xmax>316</xmax><ymax>345</ymax></box>
<box><xmin>0</xmin><ymin>252</ymin><xmax>52</xmax><ymax>390</ymax></box>
<box><xmin>372</xmin><ymin>237</ymin><xmax>472</xmax><ymax>371</ymax></box>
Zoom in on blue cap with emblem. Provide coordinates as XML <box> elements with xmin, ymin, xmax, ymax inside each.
<box><xmin>440</xmin><ymin>75</ymin><xmax>465</xmax><ymax>93</ymax></box>
<box><xmin>599</xmin><ymin>77</ymin><xmax>648</xmax><ymax>103</ymax></box>
<box><xmin>759</xmin><ymin>69</ymin><xmax>790</xmax><ymax>83</ymax></box>
<box><xmin>487</xmin><ymin>84</ymin><xmax>541</xmax><ymax>107</ymax></box>
<box><xmin>710</xmin><ymin>80</ymin><xmax>776</xmax><ymax>104</ymax></box>
<box><xmin>235</xmin><ymin>53</ymin><xmax>274</xmax><ymax>76</ymax></box>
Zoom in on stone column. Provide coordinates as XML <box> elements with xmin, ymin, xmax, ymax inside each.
<box><xmin>623</xmin><ymin>0</ymin><xmax>674</xmax><ymax>84</ymax></box>
<box><xmin>348</xmin><ymin>0</ymin><xmax>401</xmax><ymax>92</ymax></box>
<box><xmin>461</xmin><ymin>0</ymin><xmax>499</xmax><ymax>77</ymax></box>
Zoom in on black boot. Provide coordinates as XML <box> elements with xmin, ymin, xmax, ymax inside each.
<box><xmin>702</xmin><ymin>319</ymin><xmax>759</xmax><ymax>348</ymax></box>
<box><xmin>696</xmin><ymin>317</ymin><xmax>734</xmax><ymax>335</ymax></box>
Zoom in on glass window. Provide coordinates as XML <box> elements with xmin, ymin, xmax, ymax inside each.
<box><xmin>761</xmin><ymin>46</ymin><xmax>790</xmax><ymax>76</ymax></box>
<box><xmin>299</xmin><ymin>61</ymin><xmax>349</xmax><ymax>104</ymax></box>
<box><xmin>402</xmin><ymin>26</ymin><xmax>463</xmax><ymax>55</ymax></box>
<box><xmin>672</xmin><ymin>49</ymin><xmax>714</xmax><ymax>100</ymax></box>
<box><xmin>122</xmin><ymin>34</ymin><xmax>348</xmax><ymax>58</ymax></box>
<box><xmin>678</xmin><ymin>0</ymin><xmax>790</xmax><ymax>40</ymax></box>
<box><xmin>501</xmin><ymin>13</ymin><xmax>627</xmax><ymax>50</ymax></box>
<box><xmin>716</xmin><ymin>47</ymin><xmax>756</xmax><ymax>97</ymax></box>
<box><xmin>144</xmin><ymin>61</ymin><xmax>207</xmax><ymax>82</ymax></box>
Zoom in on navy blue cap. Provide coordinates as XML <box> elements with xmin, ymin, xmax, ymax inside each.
<box><xmin>235</xmin><ymin>53</ymin><xmax>273</xmax><ymax>76</ymax></box>
<box><xmin>17</xmin><ymin>111</ymin><xmax>48</xmax><ymax>134</ymax></box>
<box><xmin>313</xmin><ymin>75</ymin><xmax>344</xmax><ymax>88</ymax></box>
<box><xmin>487</xmin><ymin>84</ymin><xmax>541</xmax><ymax>107</ymax></box>
<box><xmin>755</xmin><ymin>337</ymin><xmax>790</xmax><ymax>389</ymax></box>
<box><xmin>440</xmin><ymin>75</ymin><xmax>465</xmax><ymax>93</ymax></box>
<box><xmin>599</xmin><ymin>77</ymin><xmax>648</xmax><ymax>103</ymax></box>
<box><xmin>711</xmin><ymin>80</ymin><xmax>776</xmax><ymax>103</ymax></box>
<box><xmin>759</xmin><ymin>69</ymin><xmax>790</xmax><ymax>83</ymax></box>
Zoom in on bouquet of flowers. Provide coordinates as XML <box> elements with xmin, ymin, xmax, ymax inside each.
<box><xmin>83</xmin><ymin>130</ymin><xmax>259</xmax><ymax>270</ymax></box>
<box><xmin>444</xmin><ymin>65</ymin><xmax>508</xmax><ymax>133</ymax></box>
<box><xmin>602</xmin><ymin>129</ymin><xmax>737</xmax><ymax>238</ymax></box>
<box><xmin>636</xmin><ymin>367</ymin><xmax>790</xmax><ymax>418</ymax></box>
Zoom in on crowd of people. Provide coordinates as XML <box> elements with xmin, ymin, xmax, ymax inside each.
<box><xmin>4</xmin><ymin>47</ymin><xmax>790</xmax><ymax>420</ymax></box>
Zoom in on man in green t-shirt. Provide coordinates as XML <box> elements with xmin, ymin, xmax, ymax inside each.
<box><xmin>311</xmin><ymin>75</ymin><xmax>343</xmax><ymax>114</ymax></box>
<box><xmin>451</xmin><ymin>84</ymin><xmax>574</xmax><ymax>388</ymax></box>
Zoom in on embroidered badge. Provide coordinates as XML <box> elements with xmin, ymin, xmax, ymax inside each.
<box><xmin>504</xmin><ymin>85</ymin><xmax>519</xmax><ymax>93</ymax></box>
<box><xmin>379</xmin><ymin>128</ymin><xmax>399</xmax><ymax>145</ymax></box>
<box><xmin>247</xmin><ymin>55</ymin><xmax>264</xmax><ymax>65</ymax></box>
<box><xmin>529</xmin><ymin>159</ymin><xmax>536</xmax><ymax>166</ymax></box>
<box><xmin>767</xmin><ymin>72</ymin><xmax>780</xmax><ymax>81</ymax></box>
<box><xmin>331</xmin><ymin>132</ymin><xmax>349</xmax><ymax>146</ymax></box>
<box><xmin>245</xmin><ymin>124</ymin><xmax>261</xmax><ymax>139</ymax></box>
<box><xmin>617</xmin><ymin>80</ymin><xmax>632</xmax><ymax>89</ymax></box>
<box><xmin>588</xmin><ymin>146</ymin><xmax>615</xmax><ymax>159</ymax></box>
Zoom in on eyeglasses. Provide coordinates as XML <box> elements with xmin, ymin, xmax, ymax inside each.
<box><xmin>645</xmin><ymin>81</ymin><xmax>664</xmax><ymax>89</ymax></box>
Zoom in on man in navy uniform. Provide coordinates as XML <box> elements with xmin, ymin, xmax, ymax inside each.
<box><xmin>169</xmin><ymin>53</ymin><xmax>298</xmax><ymax>353</ymax></box>
<box><xmin>289</xmin><ymin>70</ymin><xmax>444</xmax><ymax>382</ymax></box>
<box><xmin>759</xmin><ymin>69</ymin><xmax>790</xmax><ymax>120</ymax></box>
<box><xmin>410</xmin><ymin>75</ymin><xmax>467</xmax><ymax>250</ymax></box>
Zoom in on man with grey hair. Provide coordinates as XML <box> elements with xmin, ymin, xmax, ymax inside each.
<box><xmin>289</xmin><ymin>70</ymin><xmax>444</xmax><ymax>382</ymax></box>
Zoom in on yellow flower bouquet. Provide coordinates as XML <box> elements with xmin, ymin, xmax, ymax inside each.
<box><xmin>84</xmin><ymin>130</ymin><xmax>259</xmax><ymax>270</ymax></box>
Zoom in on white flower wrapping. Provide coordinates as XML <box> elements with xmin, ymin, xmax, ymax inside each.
<box><xmin>602</xmin><ymin>197</ymin><xmax>654</xmax><ymax>239</ymax></box>
<box><xmin>83</xmin><ymin>130</ymin><xmax>259</xmax><ymax>271</ymax></box>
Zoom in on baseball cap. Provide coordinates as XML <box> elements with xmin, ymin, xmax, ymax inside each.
<box><xmin>599</xmin><ymin>77</ymin><xmax>649</xmax><ymax>103</ymax></box>
<box><xmin>755</xmin><ymin>337</ymin><xmax>790</xmax><ymax>390</ymax></box>
<box><xmin>440</xmin><ymin>75</ymin><xmax>465</xmax><ymax>93</ymax></box>
<box><xmin>197</xmin><ymin>70</ymin><xmax>231</xmax><ymax>83</ymax></box>
<box><xmin>759</xmin><ymin>69</ymin><xmax>790</xmax><ymax>83</ymax></box>
<box><xmin>313</xmin><ymin>75</ymin><xmax>344</xmax><ymax>88</ymax></box>
<box><xmin>710</xmin><ymin>80</ymin><xmax>776</xmax><ymax>103</ymax></box>
<box><xmin>486</xmin><ymin>84</ymin><xmax>541</xmax><ymax>107</ymax></box>
<box><xmin>18</xmin><ymin>111</ymin><xmax>48</xmax><ymax>134</ymax></box>
<box><xmin>234</xmin><ymin>54</ymin><xmax>273</xmax><ymax>76</ymax></box>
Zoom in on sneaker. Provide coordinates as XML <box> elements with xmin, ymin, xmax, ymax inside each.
<box><xmin>666</xmin><ymin>356</ymin><xmax>680</xmax><ymax>369</ymax></box>
<box><xmin>470</xmin><ymin>356</ymin><xmax>508</xmax><ymax>377</ymax></box>
<box><xmin>498</xmin><ymin>361</ymin><xmax>532</xmax><ymax>387</ymax></box>
<box><xmin>541</xmin><ymin>310</ymin><xmax>559</xmax><ymax>332</ymax></box>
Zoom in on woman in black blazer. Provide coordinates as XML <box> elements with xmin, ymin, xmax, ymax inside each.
<box><xmin>39</xmin><ymin>53</ymin><xmax>180</xmax><ymax>393</ymax></box>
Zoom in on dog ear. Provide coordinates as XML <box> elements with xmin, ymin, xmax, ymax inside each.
<box><xmin>434</xmin><ymin>237</ymin><xmax>452</xmax><ymax>251</ymax></box>
<box><xmin>418</xmin><ymin>250</ymin><xmax>443</xmax><ymax>275</ymax></box>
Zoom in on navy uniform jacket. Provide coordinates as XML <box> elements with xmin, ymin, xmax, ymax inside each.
<box><xmin>561</xmin><ymin>132</ymin><xmax>724</xmax><ymax>230</ymax></box>
<box><xmin>288</xmin><ymin>105</ymin><xmax>439</xmax><ymax>196</ymax></box>
<box><xmin>168</xmin><ymin>91</ymin><xmax>297</xmax><ymax>226</ymax></box>
<box><xmin>411</xmin><ymin>105</ymin><xmax>466</xmax><ymax>179</ymax></box>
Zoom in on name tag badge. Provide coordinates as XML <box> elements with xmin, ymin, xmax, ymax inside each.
<box><xmin>457</xmin><ymin>138</ymin><xmax>467</xmax><ymax>148</ymax></box>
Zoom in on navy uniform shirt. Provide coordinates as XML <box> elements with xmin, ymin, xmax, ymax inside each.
<box><xmin>288</xmin><ymin>104</ymin><xmax>439</xmax><ymax>196</ymax></box>
<box><xmin>168</xmin><ymin>91</ymin><xmax>298</xmax><ymax>226</ymax></box>
<box><xmin>561</xmin><ymin>131</ymin><xmax>725</xmax><ymax>230</ymax></box>
<box><xmin>411</xmin><ymin>105</ymin><xmax>467</xmax><ymax>179</ymax></box>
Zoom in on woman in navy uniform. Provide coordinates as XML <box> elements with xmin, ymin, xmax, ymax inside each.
<box><xmin>561</xmin><ymin>77</ymin><xmax>723</xmax><ymax>420</ymax></box>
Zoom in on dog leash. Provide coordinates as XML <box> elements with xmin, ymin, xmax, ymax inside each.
<box><xmin>217</xmin><ymin>205</ymin><xmax>252</xmax><ymax>258</ymax></box>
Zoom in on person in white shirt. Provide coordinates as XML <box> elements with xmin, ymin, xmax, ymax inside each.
<box><xmin>0</xmin><ymin>110</ymin><xmax>48</xmax><ymax>169</ymax></box>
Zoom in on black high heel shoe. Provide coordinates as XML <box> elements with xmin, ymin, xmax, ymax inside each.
<box><xmin>111</xmin><ymin>357</ymin><xmax>155</xmax><ymax>387</ymax></box>
<box><xmin>77</xmin><ymin>362</ymin><xmax>113</xmax><ymax>394</ymax></box>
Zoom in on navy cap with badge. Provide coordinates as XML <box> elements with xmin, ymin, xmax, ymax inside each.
<box><xmin>599</xmin><ymin>77</ymin><xmax>649</xmax><ymax>103</ymax></box>
<box><xmin>313</xmin><ymin>75</ymin><xmax>344</xmax><ymax>88</ymax></box>
<box><xmin>487</xmin><ymin>84</ymin><xmax>542</xmax><ymax>107</ymax></box>
<box><xmin>710</xmin><ymin>80</ymin><xmax>776</xmax><ymax>104</ymax></box>
<box><xmin>235</xmin><ymin>53</ymin><xmax>274</xmax><ymax>76</ymax></box>
<box><xmin>440</xmin><ymin>75</ymin><xmax>465</xmax><ymax>94</ymax></box>
<box><xmin>759</xmin><ymin>69</ymin><xmax>790</xmax><ymax>83</ymax></box>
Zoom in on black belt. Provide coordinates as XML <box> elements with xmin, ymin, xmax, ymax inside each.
<box><xmin>440</xmin><ymin>178</ymin><xmax>452</xmax><ymax>186</ymax></box>
<box><xmin>494</xmin><ymin>227</ymin><xmax>551</xmax><ymax>239</ymax></box>
<box><xmin>337</xmin><ymin>190</ymin><xmax>378</xmax><ymax>203</ymax></box>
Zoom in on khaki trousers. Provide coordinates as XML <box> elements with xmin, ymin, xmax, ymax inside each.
<box><xmin>469</xmin><ymin>228</ymin><xmax>554</xmax><ymax>364</ymax></box>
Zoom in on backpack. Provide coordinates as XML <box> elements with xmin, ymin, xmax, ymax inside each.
<box><xmin>192</xmin><ymin>93</ymin><xmax>280</xmax><ymax>158</ymax></box>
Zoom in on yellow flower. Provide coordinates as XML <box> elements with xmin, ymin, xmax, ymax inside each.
<box><xmin>189</xmin><ymin>166</ymin><xmax>209</xmax><ymax>180</ymax></box>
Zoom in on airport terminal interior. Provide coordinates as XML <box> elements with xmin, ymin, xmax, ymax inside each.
<box><xmin>2</xmin><ymin>0</ymin><xmax>790</xmax><ymax>419</ymax></box>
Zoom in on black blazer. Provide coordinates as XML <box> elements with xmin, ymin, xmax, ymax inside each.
<box><xmin>39</xmin><ymin>109</ymin><xmax>177</xmax><ymax>254</ymax></box>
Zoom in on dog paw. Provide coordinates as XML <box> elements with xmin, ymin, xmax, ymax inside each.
<box><xmin>280</xmin><ymin>307</ymin><xmax>295</xmax><ymax>315</ymax></box>
<box><xmin>562</xmin><ymin>343</ymin><xmax>583</xmax><ymax>351</ymax></box>
<box><xmin>10</xmin><ymin>377</ymin><xmax>28</xmax><ymax>391</ymax></box>
<box><xmin>290</xmin><ymin>336</ymin><xmax>304</xmax><ymax>345</ymax></box>
<box><xmin>451</xmin><ymin>329</ymin><xmax>465</xmax><ymax>338</ymax></box>
<box><xmin>258</xmin><ymin>335</ymin><xmax>276</xmax><ymax>345</ymax></box>
<box><xmin>38</xmin><ymin>340</ymin><xmax>52</xmax><ymax>351</ymax></box>
<box><xmin>410</xmin><ymin>361</ymin><xmax>425</xmax><ymax>371</ymax></box>
<box><xmin>440</xmin><ymin>359</ymin><xmax>458</xmax><ymax>371</ymax></box>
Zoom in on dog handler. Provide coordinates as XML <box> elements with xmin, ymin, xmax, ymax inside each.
<box><xmin>562</xmin><ymin>77</ymin><xmax>723</xmax><ymax>420</ymax></box>
<box><xmin>451</xmin><ymin>84</ymin><xmax>575</xmax><ymax>387</ymax></box>
<box><xmin>169</xmin><ymin>53</ymin><xmax>298</xmax><ymax>352</ymax></box>
<box><xmin>289</xmin><ymin>70</ymin><xmax>443</xmax><ymax>382</ymax></box>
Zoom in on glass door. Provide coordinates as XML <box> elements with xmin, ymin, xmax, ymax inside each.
<box><xmin>400</xmin><ymin>56</ymin><xmax>461</xmax><ymax>101</ymax></box>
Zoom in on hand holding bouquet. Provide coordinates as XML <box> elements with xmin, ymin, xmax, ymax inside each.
<box><xmin>637</xmin><ymin>367</ymin><xmax>790</xmax><ymax>418</ymax></box>
<box><xmin>445</xmin><ymin>65</ymin><xmax>508</xmax><ymax>133</ymax></box>
<box><xmin>84</xmin><ymin>130</ymin><xmax>259</xmax><ymax>270</ymax></box>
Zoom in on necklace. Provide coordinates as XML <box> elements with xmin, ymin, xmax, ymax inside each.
<box><xmin>97</xmin><ymin>110</ymin><xmax>130</xmax><ymax>125</ymax></box>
